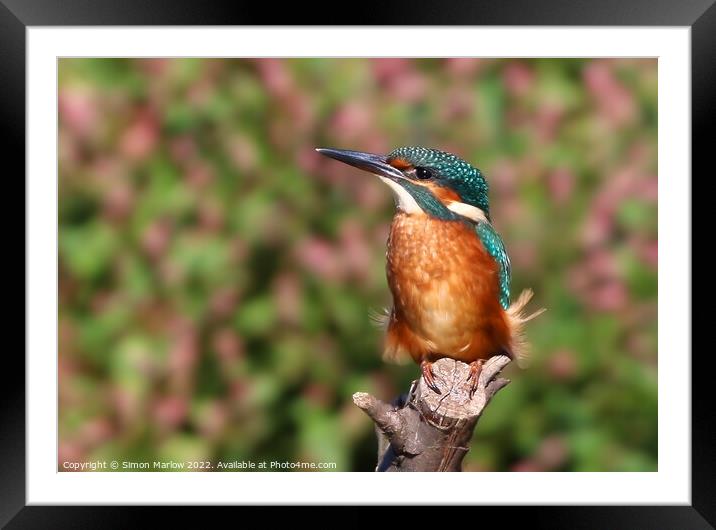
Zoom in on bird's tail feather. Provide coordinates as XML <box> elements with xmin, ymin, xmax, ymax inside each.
<box><xmin>506</xmin><ymin>288</ymin><xmax>546</xmax><ymax>368</ymax></box>
<box><xmin>368</xmin><ymin>307</ymin><xmax>391</xmax><ymax>329</ymax></box>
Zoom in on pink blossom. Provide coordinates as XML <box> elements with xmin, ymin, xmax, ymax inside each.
<box><xmin>388</xmin><ymin>71</ymin><xmax>427</xmax><ymax>103</ymax></box>
<box><xmin>59</xmin><ymin>442</ymin><xmax>85</xmax><ymax>469</ymax></box>
<box><xmin>294</xmin><ymin>237</ymin><xmax>343</xmax><ymax>281</ymax></box>
<box><xmin>444</xmin><ymin>58</ymin><xmax>484</xmax><ymax>78</ymax></box>
<box><xmin>508</xmin><ymin>243</ymin><xmax>538</xmax><ymax>270</ymax></box>
<box><xmin>79</xmin><ymin>418</ymin><xmax>114</xmax><ymax>446</ymax></box>
<box><xmin>254</xmin><ymin>58</ymin><xmax>292</xmax><ymax>98</ymax></box>
<box><xmin>637</xmin><ymin>177</ymin><xmax>658</xmax><ymax>202</ymax></box>
<box><xmin>329</xmin><ymin>102</ymin><xmax>373</xmax><ymax>143</ymax></box>
<box><xmin>186</xmin><ymin>162</ymin><xmax>214</xmax><ymax>188</ymax></box>
<box><xmin>209</xmin><ymin>288</ymin><xmax>240</xmax><ymax>320</ymax></box>
<box><xmin>59</xmin><ymin>86</ymin><xmax>98</xmax><ymax>137</ymax></box>
<box><xmin>102</xmin><ymin>182</ymin><xmax>134</xmax><ymax>221</ymax></box>
<box><xmin>138</xmin><ymin>58</ymin><xmax>170</xmax><ymax>76</ymax></box>
<box><xmin>589</xmin><ymin>280</ymin><xmax>629</xmax><ymax>311</ymax></box>
<box><xmin>588</xmin><ymin>249</ymin><xmax>620</xmax><ymax>277</ymax></box>
<box><xmin>273</xmin><ymin>273</ymin><xmax>303</xmax><ymax>325</ymax></box>
<box><xmin>141</xmin><ymin>220</ymin><xmax>172</xmax><ymax>260</ymax></box>
<box><xmin>284</xmin><ymin>92</ymin><xmax>316</xmax><ymax>133</ymax></box>
<box><xmin>187</xmin><ymin>80</ymin><xmax>212</xmax><ymax>107</ymax></box>
<box><xmin>212</xmin><ymin>328</ymin><xmax>245</xmax><ymax>364</ymax></box>
<box><xmin>503</xmin><ymin>61</ymin><xmax>535</xmax><ymax>96</ymax></box>
<box><xmin>547</xmin><ymin>168</ymin><xmax>575</xmax><ymax>204</ymax></box>
<box><xmin>297</xmin><ymin>146</ymin><xmax>322</xmax><ymax>175</ymax></box>
<box><xmin>640</xmin><ymin>240</ymin><xmax>658</xmax><ymax>269</ymax></box>
<box><xmin>584</xmin><ymin>61</ymin><xmax>636</xmax><ymax>128</ymax></box>
<box><xmin>489</xmin><ymin>160</ymin><xmax>518</xmax><ymax>195</ymax></box>
<box><xmin>581</xmin><ymin>209</ymin><xmax>614</xmax><ymax>248</ymax></box>
<box><xmin>371</xmin><ymin>58</ymin><xmax>411</xmax><ymax>83</ymax></box>
<box><xmin>152</xmin><ymin>395</ymin><xmax>188</xmax><ymax>430</ymax></box>
<box><xmin>119</xmin><ymin>108</ymin><xmax>159</xmax><ymax>162</ymax></box>
<box><xmin>535</xmin><ymin>104</ymin><xmax>564</xmax><ymax>142</ymax></box>
<box><xmin>548</xmin><ymin>349</ymin><xmax>579</xmax><ymax>381</ymax></box>
<box><xmin>356</xmin><ymin>179</ymin><xmax>389</xmax><ymax>210</ymax></box>
<box><xmin>441</xmin><ymin>88</ymin><xmax>474</xmax><ymax>120</ymax></box>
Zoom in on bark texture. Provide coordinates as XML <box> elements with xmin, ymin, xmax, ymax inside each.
<box><xmin>353</xmin><ymin>355</ymin><xmax>511</xmax><ymax>471</ymax></box>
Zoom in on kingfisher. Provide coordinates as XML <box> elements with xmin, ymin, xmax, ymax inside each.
<box><xmin>316</xmin><ymin>146</ymin><xmax>544</xmax><ymax>395</ymax></box>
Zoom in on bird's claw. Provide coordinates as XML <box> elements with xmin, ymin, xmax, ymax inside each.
<box><xmin>466</xmin><ymin>359</ymin><xmax>484</xmax><ymax>399</ymax></box>
<box><xmin>421</xmin><ymin>360</ymin><xmax>441</xmax><ymax>394</ymax></box>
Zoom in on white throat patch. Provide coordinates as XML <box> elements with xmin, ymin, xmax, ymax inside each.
<box><xmin>376</xmin><ymin>176</ymin><xmax>488</xmax><ymax>222</ymax></box>
<box><xmin>377</xmin><ymin>176</ymin><xmax>422</xmax><ymax>214</ymax></box>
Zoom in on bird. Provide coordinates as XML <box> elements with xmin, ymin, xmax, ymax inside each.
<box><xmin>316</xmin><ymin>146</ymin><xmax>544</xmax><ymax>395</ymax></box>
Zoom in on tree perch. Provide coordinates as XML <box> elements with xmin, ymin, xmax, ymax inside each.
<box><xmin>353</xmin><ymin>355</ymin><xmax>511</xmax><ymax>471</ymax></box>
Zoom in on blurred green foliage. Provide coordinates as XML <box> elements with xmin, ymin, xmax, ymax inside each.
<box><xmin>58</xmin><ymin>58</ymin><xmax>657</xmax><ymax>472</ymax></box>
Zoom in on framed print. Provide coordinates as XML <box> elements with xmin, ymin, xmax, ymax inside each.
<box><xmin>5</xmin><ymin>0</ymin><xmax>711</xmax><ymax>526</ymax></box>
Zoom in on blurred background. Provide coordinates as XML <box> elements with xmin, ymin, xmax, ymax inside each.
<box><xmin>58</xmin><ymin>58</ymin><xmax>657</xmax><ymax>472</ymax></box>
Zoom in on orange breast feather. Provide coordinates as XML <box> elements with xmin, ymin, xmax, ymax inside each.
<box><xmin>383</xmin><ymin>212</ymin><xmax>510</xmax><ymax>365</ymax></box>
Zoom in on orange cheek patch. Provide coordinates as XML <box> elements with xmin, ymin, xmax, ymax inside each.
<box><xmin>388</xmin><ymin>157</ymin><xmax>412</xmax><ymax>170</ymax></box>
<box><xmin>426</xmin><ymin>183</ymin><xmax>461</xmax><ymax>203</ymax></box>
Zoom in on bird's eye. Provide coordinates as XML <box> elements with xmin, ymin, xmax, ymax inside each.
<box><xmin>415</xmin><ymin>167</ymin><xmax>433</xmax><ymax>180</ymax></box>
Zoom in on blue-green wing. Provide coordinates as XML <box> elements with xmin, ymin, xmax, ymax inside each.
<box><xmin>475</xmin><ymin>221</ymin><xmax>511</xmax><ymax>309</ymax></box>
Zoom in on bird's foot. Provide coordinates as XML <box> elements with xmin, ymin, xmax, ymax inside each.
<box><xmin>466</xmin><ymin>359</ymin><xmax>485</xmax><ymax>398</ymax></box>
<box><xmin>420</xmin><ymin>360</ymin><xmax>441</xmax><ymax>394</ymax></box>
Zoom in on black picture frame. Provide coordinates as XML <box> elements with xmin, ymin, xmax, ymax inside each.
<box><xmin>5</xmin><ymin>0</ymin><xmax>709</xmax><ymax>526</ymax></box>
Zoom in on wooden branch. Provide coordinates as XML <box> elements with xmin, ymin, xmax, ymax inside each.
<box><xmin>353</xmin><ymin>355</ymin><xmax>511</xmax><ymax>471</ymax></box>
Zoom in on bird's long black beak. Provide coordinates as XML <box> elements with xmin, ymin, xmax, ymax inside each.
<box><xmin>316</xmin><ymin>148</ymin><xmax>405</xmax><ymax>181</ymax></box>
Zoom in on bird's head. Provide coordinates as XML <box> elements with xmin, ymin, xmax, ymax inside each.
<box><xmin>316</xmin><ymin>146</ymin><xmax>490</xmax><ymax>222</ymax></box>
